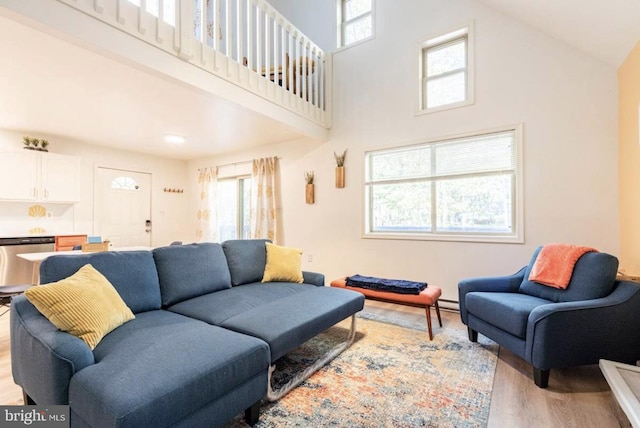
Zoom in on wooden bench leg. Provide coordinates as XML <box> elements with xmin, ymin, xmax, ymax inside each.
<box><xmin>434</xmin><ymin>301</ymin><xmax>442</xmax><ymax>327</ymax></box>
<box><xmin>425</xmin><ymin>305</ymin><xmax>434</xmax><ymax>341</ymax></box>
<box><xmin>424</xmin><ymin>301</ymin><xmax>442</xmax><ymax>341</ymax></box>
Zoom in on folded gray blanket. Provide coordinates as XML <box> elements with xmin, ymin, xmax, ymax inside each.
<box><xmin>345</xmin><ymin>274</ymin><xmax>427</xmax><ymax>295</ymax></box>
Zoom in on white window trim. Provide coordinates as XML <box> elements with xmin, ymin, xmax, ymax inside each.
<box><xmin>336</xmin><ymin>0</ymin><xmax>376</xmax><ymax>51</ymax></box>
<box><xmin>416</xmin><ymin>22</ymin><xmax>475</xmax><ymax>115</ymax></box>
<box><xmin>362</xmin><ymin>124</ymin><xmax>524</xmax><ymax>244</ymax></box>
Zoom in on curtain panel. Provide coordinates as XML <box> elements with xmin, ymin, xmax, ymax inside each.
<box><xmin>195</xmin><ymin>166</ymin><xmax>218</xmax><ymax>242</ymax></box>
<box><xmin>250</xmin><ymin>157</ymin><xmax>278</xmax><ymax>243</ymax></box>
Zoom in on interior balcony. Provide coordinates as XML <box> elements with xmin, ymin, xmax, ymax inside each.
<box><xmin>0</xmin><ymin>0</ymin><xmax>331</xmax><ymax>155</ymax></box>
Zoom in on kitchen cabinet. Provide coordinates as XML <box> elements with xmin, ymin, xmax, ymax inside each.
<box><xmin>0</xmin><ymin>151</ymin><xmax>80</xmax><ymax>203</ymax></box>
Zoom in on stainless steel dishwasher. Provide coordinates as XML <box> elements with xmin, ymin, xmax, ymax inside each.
<box><xmin>0</xmin><ymin>236</ymin><xmax>55</xmax><ymax>285</ymax></box>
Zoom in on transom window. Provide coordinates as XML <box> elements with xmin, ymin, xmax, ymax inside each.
<box><xmin>338</xmin><ymin>0</ymin><xmax>374</xmax><ymax>48</ymax></box>
<box><xmin>364</xmin><ymin>127</ymin><xmax>523</xmax><ymax>243</ymax></box>
<box><xmin>419</xmin><ymin>25</ymin><xmax>474</xmax><ymax>112</ymax></box>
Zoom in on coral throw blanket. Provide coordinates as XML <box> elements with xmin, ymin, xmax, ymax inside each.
<box><xmin>528</xmin><ymin>243</ymin><xmax>598</xmax><ymax>289</ymax></box>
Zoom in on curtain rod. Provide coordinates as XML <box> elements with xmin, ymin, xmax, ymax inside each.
<box><xmin>215</xmin><ymin>156</ymin><xmax>280</xmax><ymax>169</ymax></box>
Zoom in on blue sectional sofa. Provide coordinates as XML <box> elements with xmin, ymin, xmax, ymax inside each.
<box><xmin>10</xmin><ymin>239</ymin><xmax>364</xmax><ymax>427</ymax></box>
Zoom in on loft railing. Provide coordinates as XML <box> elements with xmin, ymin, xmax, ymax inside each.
<box><xmin>56</xmin><ymin>0</ymin><xmax>331</xmax><ymax>127</ymax></box>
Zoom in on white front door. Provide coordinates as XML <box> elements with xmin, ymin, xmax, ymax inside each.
<box><xmin>95</xmin><ymin>168</ymin><xmax>152</xmax><ymax>247</ymax></box>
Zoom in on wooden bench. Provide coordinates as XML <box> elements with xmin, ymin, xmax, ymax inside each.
<box><xmin>330</xmin><ymin>278</ymin><xmax>443</xmax><ymax>340</ymax></box>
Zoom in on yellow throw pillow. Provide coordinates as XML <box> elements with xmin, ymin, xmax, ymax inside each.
<box><xmin>262</xmin><ymin>242</ymin><xmax>304</xmax><ymax>283</ymax></box>
<box><xmin>24</xmin><ymin>264</ymin><xmax>135</xmax><ymax>350</ymax></box>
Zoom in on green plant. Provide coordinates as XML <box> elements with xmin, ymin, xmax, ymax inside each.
<box><xmin>31</xmin><ymin>138</ymin><xmax>40</xmax><ymax>148</ymax></box>
<box><xmin>41</xmin><ymin>139</ymin><xmax>49</xmax><ymax>149</ymax></box>
<box><xmin>334</xmin><ymin>149</ymin><xmax>347</xmax><ymax>167</ymax></box>
<box><xmin>22</xmin><ymin>136</ymin><xmax>30</xmax><ymax>147</ymax></box>
<box><xmin>304</xmin><ymin>171</ymin><xmax>314</xmax><ymax>184</ymax></box>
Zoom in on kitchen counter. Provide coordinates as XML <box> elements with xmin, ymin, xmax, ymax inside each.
<box><xmin>17</xmin><ymin>246</ymin><xmax>152</xmax><ymax>262</ymax></box>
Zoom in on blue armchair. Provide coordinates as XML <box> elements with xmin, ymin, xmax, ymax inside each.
<box><xmin>458</xmin><ymin>246</ymin><xmax>640</xmax><ymax>388</ymax></box>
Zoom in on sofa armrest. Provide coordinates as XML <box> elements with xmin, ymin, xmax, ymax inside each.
<box><xmin>10</xmin><ymin>295</ymin><xmax>95</xmax><ymax>405</ymax></box>
<box><xmin>458</xmin><ymin>267</ymin><xmax>525</xmax><ymax>324</ymax></box>
<box><xmin>302</xmin><ymin>271</ymin><xmax>325</xmax><ymax>287</ymax></box>
<box><xmin>526</xmin><ymin>281</ymin><xmax>640</xmax><ymax>369</ymax></box>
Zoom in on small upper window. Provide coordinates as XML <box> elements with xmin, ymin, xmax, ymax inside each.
<box><xmin>419</xmin><ymin>25</ymin><xmax>474</xmax><ymax>113</ymax></box>
<box><xmin>338</xmin><ymin>0</ymin><xmax>374</xmax><ymax>48</ymax></box>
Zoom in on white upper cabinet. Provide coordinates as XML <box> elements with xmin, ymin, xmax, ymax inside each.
<box><xmin>0</xmin><ymin>151</ymin><xmax>38</xmax><ymax>201</ymax></box>
<box><xmin>40</xmin><ymin>153</ymin><xmax>80</xmax><ymax>202</ymax></box>
<box><xmin>0</xmin><ymin>150</ymin><xmax>80</xmax><ymax>203</ymax></box>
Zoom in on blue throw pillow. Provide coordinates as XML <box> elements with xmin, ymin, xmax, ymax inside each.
<box><xmin>222</xmin><ymin>239</ymin><xmax>271</xmax><ymax>286</ymax></box>
<box><xmin>40</xmin><ymin>251</ymin><xmax>161</xmax><ymax>313</ymax></box>
<box><xmin>153</xmin><ymin>243</ymin><xmax>232</xmax><ymax>306</ymax></box>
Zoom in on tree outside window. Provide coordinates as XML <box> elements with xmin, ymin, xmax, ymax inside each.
<box><xmin>364</xmin><ymin>127</ymin><xmax>523</xmax><ymax>243</ymax></box>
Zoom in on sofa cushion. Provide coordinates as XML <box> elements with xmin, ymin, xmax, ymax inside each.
<box><xmin>168</xmin><ymin>282</ymin><xmax>364</xmax><ymax>361</ymax></box>
<box><xmin>167</xmin><ymin>282</ymin><xmax>309</xmax><ymax>325</ymax></box>
<box><xmin>262</xmin><ymin>242</ymin><xmax>304</xmax><ymax>283</ymax></box>
<box><xmin>222</xmin><ymin>286</ymin><xmax>364</xmax><ymax>361</ymax></box>
<box><xmin>40</xmin><ymin>251</ymin><xmax>161</xmax><ymax>313</ymax></box>
<box><xmin>25</xmin><ymin>264</ymin><xmax>135</xmax><ymax>350</ymax></box>
<box><xmin>465</xmin><ymin>292</ymin><xmax>550</xmax><ymax>339</ymax></box>
<box><xmin>222</xmin><ymin>239</ymin><xmax>270</xmax><ymax>286</ymax></box>
<box><xmin>68</xmin><ymin>310</ymin><xmax>269</xmax><ymax>428</ymax></box>
<box><xmin>519</xmin><ymin>246</ymin><xmax>619</xmax><ymax>302</ymax></box>
<box><xmin>153</xmin><ymin>243</ymin><xmax>232</xmax><ymax>306</ymax></box>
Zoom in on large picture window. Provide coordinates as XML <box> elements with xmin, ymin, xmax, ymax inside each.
<box><xmin>364</xmin><ymin>126</ymin><xmax>523</xmax><ymax>242</ymax></box>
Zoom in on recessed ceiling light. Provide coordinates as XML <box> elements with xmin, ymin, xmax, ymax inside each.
<box><xmin>164</xmin><ymin>134</ymin><xmax>186</xmax><ymax>144</ymax></box>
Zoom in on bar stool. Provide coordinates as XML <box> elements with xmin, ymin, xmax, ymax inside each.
<box><xmin>0</xmin><ymin>284</ymin><xmax>31</xmax><ymax>317</ymax></box>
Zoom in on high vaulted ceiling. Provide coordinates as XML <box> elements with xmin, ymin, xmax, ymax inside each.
<box><xmin>0</xmin><ymin>1</ymin><xmax>639</xmax><ymax>160</ymax></box>
<box><xmin>477</xmin><ymin>0</ymin><xmax>640</xmax><ymax>68</ymax></box>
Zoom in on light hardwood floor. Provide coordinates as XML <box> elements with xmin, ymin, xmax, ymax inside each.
<box><xmin>0</xmin><ymin>300</ymin><xmax>623</xmax><ymax>427</ymax></box>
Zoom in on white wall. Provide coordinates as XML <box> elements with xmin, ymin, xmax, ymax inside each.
<box><xmin>0</xmin><ymin>129</ymin><xmax>191</xmax><ymax>247</ymax></box>
<box><xmin>189</xmin><ymin>0</ymin><xmax>620</xmax><ymax>305</ymax></box>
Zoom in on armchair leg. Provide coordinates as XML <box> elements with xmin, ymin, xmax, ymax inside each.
<box><xmin>467</xmin><ymin>327</ymin><xmax>478</xmax><ymax>342</ymax></box>
<box><xmin>244</xmin><ymin>400</ymin><xmax>261</xmax><ymax>426</ymax></box>
<box><xmin>533</xmin><ymin>368</ymin><xmax>550</xmax><ymax>388</ymax></box>
<box><xmin>22</xmin><ymin>390</ymin><xmax>35</xmax><ymax>405</ymax></box>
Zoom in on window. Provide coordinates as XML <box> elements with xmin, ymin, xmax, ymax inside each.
<box><xmin>216</xmin><ymin>177</ymin><xmax>251</xmax><ymax>241</ymax></box>
<box><xmin>127</xmin><ymin>0</ymin><xmax>176</xmax><ymax>26</ymax></box>
<box><xmin>110</xmin><ymin>176</ymin><xmax>139</xmax><ymax>190</ymax></box>
<box><xmin>364</xmin><ymin>126</ymin><xmax>523</xmax><ymax>243</ymax></box>
<box><xmin>419</xmin><ymin>25</ymin><xmax>474</xmax><ymax>112</ymax></box>
<box><xmin>338</xmin><ymin>0</ymin><xmax>374</xmax><ymax>48</ymax></box>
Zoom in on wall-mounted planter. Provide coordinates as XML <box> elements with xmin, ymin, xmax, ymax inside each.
<box><xmin>335</xmin><ymin>166</ymin><xmax>345</xmax><ymax>188</ymax></box>
<box><xmin>306</xmin><ymin>184</ymin><xmax>315</xmax><ymax>204</ymax></box>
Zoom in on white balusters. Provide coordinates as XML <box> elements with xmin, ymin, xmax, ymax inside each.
<box><xmin>55</xmin><ymin>0</ymin><xmax>330</xmax><ymax>125</ymax></box>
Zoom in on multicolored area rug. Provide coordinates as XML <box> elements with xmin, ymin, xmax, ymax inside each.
<box><xmin>226</xmin><ymin>311</ymin><xmax>498</xmax><ymax>427</ymax></box>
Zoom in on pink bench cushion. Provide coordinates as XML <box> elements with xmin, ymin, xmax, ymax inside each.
<box><xmin>330</xmin><ymin>278</ymin><xmax>441</xmax><ymax>306</ymax></box>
